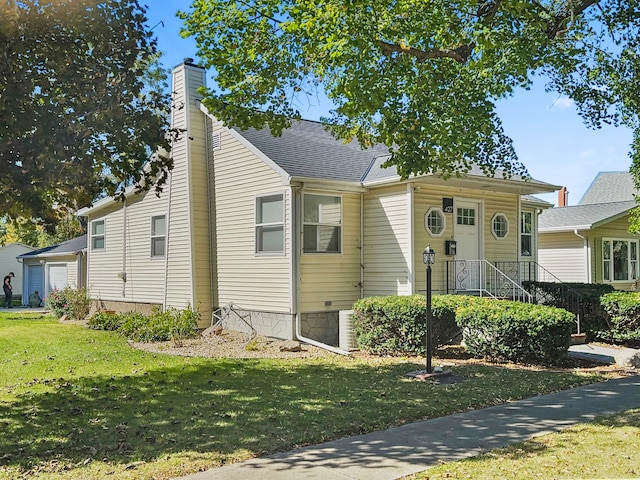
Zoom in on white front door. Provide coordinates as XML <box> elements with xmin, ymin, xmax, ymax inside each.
<box><xmin>454</xmin><ymin>200</ymin><xmax>481</xmax><ymax>291</ymax></box>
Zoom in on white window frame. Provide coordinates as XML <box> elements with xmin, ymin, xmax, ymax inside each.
<box><xmin>303</xmin><ymin>193</ymin><xmax>342</xmax><ymax>254</ymax></box>
<box><xmin>520</xmin><ymin>211</ymin><xmax>533</xmax><ymax>257</ymax></box>
<box><xmin>602</xmin><ymin>238</ymin><xmax>639</xmax><ymax>282</ymax></box>
<box><xmin>255</xmin><ymin>193</ymin><xmax>284</xmax><ymax>254</ymax></box>
<box><xmin>425</xmin><ymin>207</ymin><xmax>446</xmax><ymax>237</ymax></box>
<box><xmin>150</xmin><ymin>215</ymin><xmax>166</xmax><ymax>258</ymax></box>
<box><xmin>491</xmin><ymin>213</ymin><xmax>509</xmax><ymax>240</ymax></box>
<box><xmin>91</xmin><ymin>220</ymin><xmax>105</xmax><ymax>251</ymax></box>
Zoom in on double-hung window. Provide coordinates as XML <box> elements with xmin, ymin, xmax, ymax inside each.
<box><xmin>603</xmin><ymin>239</ymin><xmax>638</xmax><ymax>282</ymax></box>
<box><xmin>303</xmin><ymin>194</ymin><xmax>341</xmax><ymax>254</ymax></box>
<box><xmin>151</xmin><ymin>215</ymin><xmax>166</xmax><ymax>257</ymax></box>
<box><xmin>256</xmin><ymin>194</ymin><xmax>284</xmax><ymax>253</ymax></box>
<box><xmin>520</xmin><ymin>211</ymin><xmax>533</xmax><ymax>257</ymax></box>
<box><xmin>91</xmin><ymin>220</ymin><xmax>105</xmax><ymax>251</ymax></box>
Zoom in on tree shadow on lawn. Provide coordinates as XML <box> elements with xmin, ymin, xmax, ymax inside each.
<box><xmin>0</xmin><ymin>358</ymin><xmax>599</xmax><ymax>473</ymax></box>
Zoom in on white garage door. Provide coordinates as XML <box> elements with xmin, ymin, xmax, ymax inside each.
<box><xmin>48</xmin><ymin>264</ymin><xmax>68</xmax><ymax>293</ymax></box>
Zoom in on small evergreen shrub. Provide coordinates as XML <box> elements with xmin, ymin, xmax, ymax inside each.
<box><xmin>352</xmin><ymin>294</ymin><xmax>471</xmax><ymax>355</ymax></box>
<box><xmin>456</xmin><ymin>300</ymin><xmax>575</xmax><ymax>364</ymax></box>
<box><xmin>596</xmin><ymin>292</ymin><xmax>640</xmax><ymax>347</ymax></box>
<box><xmin>46</xmin><ymin>287</ymin><xmax>91</xmax><ymax>320</ymax></box>
<box><xmin>86</xmin><ymin>306</ymin><xmax>200</xmax><ymax>342</ymax></box>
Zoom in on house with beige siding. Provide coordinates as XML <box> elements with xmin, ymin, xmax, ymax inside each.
<box><xmin>78</xmin><ymin>60</ymin><xmax>560</xmax><ymax>345</ymax></box>
<box><xmin>539</xmin><ymin>172</ymin><xmax>640</xmax><ymax>289</ymax></box>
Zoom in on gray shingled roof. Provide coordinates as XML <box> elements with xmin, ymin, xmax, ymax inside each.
<box><xmin>233</xmin><ymin>120</ymin><xmax>390</xmax><ymax>182</ymax></box>
<box><xmin>579</xmin><ymin>171</ymin><xmax>637</xmax><ymax>205</ymax></box>
<box><xmin>539</xmin><ymin>201</ymin><xmax>636</xmax><ymax>232</ymax></box>
<box><xmin>233</xmin><ymin>119</ymin><xmax>558</xmax><ymax>193</ymax></box>
<box><xmin>18</xmin><ymin>235</ymin><xmax>87</xmax><ymax>258</ymax></box>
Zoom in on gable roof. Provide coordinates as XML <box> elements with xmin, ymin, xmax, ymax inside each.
<box><xmin>18</xmin><ymin>235</ymin><xmax>87</xmax><ymax>259</ymax></box>
<box><xmin>579</xmin><ymin>171</ymin><xmax>637</xmax><ymax>205</ymax></box>
<box><xmin>539</xmin><ymin>200</ymin><xmax>636</xmax><ymax>232</ymax></box>
<box><xmin>230</xmin><ymin>117</ymin><xmax>559</xmax><ymax>194</ymax></box>
<box><xmin>232</xmin><ymin>119</ymin><xmax>390</xmax><ymax>183</ymax></box>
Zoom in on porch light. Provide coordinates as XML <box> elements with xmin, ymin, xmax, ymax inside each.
<box><xmin>423</xmin><ymin>244</ymin><xmax>436</xmax><ymax>266</ymax></box>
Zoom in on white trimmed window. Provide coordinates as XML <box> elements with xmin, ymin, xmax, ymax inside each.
<box><xmin>520</xmin><ymin>211</ymin><xmax>533</xmax><ymax>256</ymax></box>
<box><xmin>603</xmin><ymin>239</ymin><xmax>638</xmax><ymax>282</ymax></box>
<box><xmin>151</xmin><ymin>215</ymin><xmax>166</xmax><ymax>257</ymax></box>
<box><xmin>425</xmin><ymin>208</ymin><xmax>445</xmax><ymax>236</ymax></box>
<box><xmin>91</xmin><ymin>220</ymin><xmax>105</xmax><ymax>251</ymax></box>
<box><xmin>303</xmin><ymin>194</ymin><xmax>341</xmax><ymax>254</ymax></box>
<box><xmin>491</xmin><ymin>213</ymin><xmax>509</xmax><ymax>239</ymax></box>
<box><xmin>256</xmin><ymin>194</ymin><xmax>284</xmax><ymax>253</ymax></box>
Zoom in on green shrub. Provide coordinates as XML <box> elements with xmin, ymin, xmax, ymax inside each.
<box><xmin>596</xmin><ymin>292</ymin><xmax>640</xmax><ymax>347</ymax></box>
<box><xmin>87</xmin><ymin>306</ymin><xmax>200</xmax><ymax>342</ymax></box>
<box><xmin>523</xmin><ymin>281</ymin><xmax>614</xmax><ymax>338</ymax></box>
<box><xmin>46</xmin><ymin>287</ymin><xmax>91</xmax><ymax>320</ymax></box>
<box><xmin>456</xmin><ymin>300</ymin><xmax>575</xmax><ymax>364</ymax></box>
<box><xmin>87</xmin><ymin>311</ymin><xmax>123</xmax><ymax>331</ymax></box>
<box><xmin>352</xmin><ymin>294</ymin><xmax>471</xmax><ymax>355</ymax></box>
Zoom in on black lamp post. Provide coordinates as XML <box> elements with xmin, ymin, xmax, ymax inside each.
<box><xmin>423</xmin><ymin>244</ymin><xmax>436</xmax><ymax>373</ymax></box>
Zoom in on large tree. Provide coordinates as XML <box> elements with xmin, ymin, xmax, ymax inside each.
<box><xmin>181</xmin><ymin>0</ymin><xmax>640</xmax><ymax>181</ymax></box>
<box><xmin>0</xmin><ymin>0</ymin><xmax>172</xmax><ymax>226</ymax></box>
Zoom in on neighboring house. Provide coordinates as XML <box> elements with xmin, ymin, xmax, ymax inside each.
<box><xmin>0</xmin><ymin>242</ymin><xmax>35</xmax><ymax>298</ymax></box>
<box><xmin>77</xmin><ymin>60</ymin><xmax>560</xmax><ymax>344</ymax></box>
<box><xmin>539</xmin><ymin>172</ymin><xmax>640</xmax><ymax>289</ymax></box>
<box><xmin>18</xmin><ymin>235</ymin><xmax>87</xmax><ymax>304</ymax></box>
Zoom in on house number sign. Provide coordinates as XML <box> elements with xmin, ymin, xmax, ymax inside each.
<box><xmin>442</xmin><ymin>198</ymin><xmax>454</xmax><ymax>214</ymax></box>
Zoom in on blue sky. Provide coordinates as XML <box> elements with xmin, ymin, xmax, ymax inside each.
<box><xmin>146</xmin><ymin>3</ymin><xmax>634</xmax><ymax>206</ymax></box>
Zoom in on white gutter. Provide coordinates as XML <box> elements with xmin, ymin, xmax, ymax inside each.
<box><xmin>574</xmin><ymin>229</ymin><xmax>591</xmax><ymax>283</ymax></box>
<box><xmin>360</xmin><ymin>192</ymin><xmax>364</xmax><ymax>299</ymax></box>
<box><xmin>293</xmin><ymin>184</ymin><xmax>350</xmax><ymax>356</ymax></box>
<box><xmin>407</xmin><ymin>183</ymin><xmax>414</xmax><ymax>293</ymax></box>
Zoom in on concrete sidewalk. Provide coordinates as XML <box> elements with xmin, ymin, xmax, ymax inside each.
<box><xmin>177</xmin><ymin>375</ymin><xmax>640</xmax><ymax>480</ymax></box>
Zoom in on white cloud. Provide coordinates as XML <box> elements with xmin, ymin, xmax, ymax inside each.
<box><xmin>550</xmin><ymin>96</ymin><xmax>574</xmax><ymax>109</ymax></box>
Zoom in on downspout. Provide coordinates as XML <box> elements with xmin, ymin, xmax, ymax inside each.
<box><xmin>163</xmin><ymin>170</ymin><xmax>173</xmax><ymax>311</ymax></box>
<box><xmin>205</xmin><ymin>117</ymin><xmax>217</xmax><ymax>318</ymax></box>
<box><xmin>574</xmin><ymin>229</ymin><xmax>591</xmax><ymax>283</ymax></box>
<box><xmin>293</xmin><ymin>184</ymin><xmax>350</xmax><ymax>355</ymax></box>
<box><xmin>121</xmin><ymin>199</ymin><xmax>127</xmax><ymax>297</ymax></box>
<box><xmin>407</xmin><ymin>183</ymin><xmax>414</xmax><ymax>293</ymax></box>
<box><xmin>360</xmin><ymin>192</ymin><xmax>364</xmax><ymax>299</ymax></box>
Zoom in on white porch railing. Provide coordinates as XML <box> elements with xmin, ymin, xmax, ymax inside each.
<box><xmin>446</xmin><ymin>260</ymin><xmax>533</xmax><ymax>303</ymax></box>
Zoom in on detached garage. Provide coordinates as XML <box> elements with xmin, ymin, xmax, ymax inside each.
<box><xmin>18</xmin><ymin>235</ymin><xmax>87</xmax><ymax>305</ymax></box>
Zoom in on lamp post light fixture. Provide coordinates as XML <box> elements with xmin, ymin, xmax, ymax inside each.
<box><xmin>423</xmin><ymin>244</ymin><xmax>436</xmax><ymax>373</ymax></box>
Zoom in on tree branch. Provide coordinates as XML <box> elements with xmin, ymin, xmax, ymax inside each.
<box><xmin>378</xmin><ymin>40</ymin><xmax>475</xmax><ymax>64</ymax></box>
<box><xmin>546</xmin><ymin>0</ymin><xmax>601</xmax><ymax>38</ymax></box>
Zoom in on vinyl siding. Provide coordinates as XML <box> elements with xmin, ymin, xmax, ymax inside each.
<box><xmin>592</xmin><ymin>215</ymin><xmax>639</xmax><ymax>289</ymax></box>
<box><xmin>85</xmin><ymin>64</ymin><xmax>212</xmax><ymax>314</ymax></box>
<box><xmin>363</xmin><ymin>185</ymin><xmax>411</xmax><ymax>296</ymax></box>
<box><xmin>538</xmin><ymin>232</ymin><xmax>587</xmax><ymax>282</ymax></box>
<box><xmin>300</xmin><ymin>191</ymin><xmax>362</xmax><ymax>311</ymax></box>
<box><xmin>412</xmin><ymin>185</ymin><xmax>521</xmax><ymax>294</ymax></box>
<box><xmin>210</xmin><ymin>125</ymin><xmax>292</xmax><ymax>312</ymax></box>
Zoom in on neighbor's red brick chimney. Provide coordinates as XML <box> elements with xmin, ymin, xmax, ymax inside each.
<box><xmin>558</xmin><ymin>187</ymin><xmax>568</xmax><ymax>207</ymax></box>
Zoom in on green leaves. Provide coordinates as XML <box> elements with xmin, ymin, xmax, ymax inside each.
<box><xmin>0</xmin><ymin>0</ymin><xmax>170</xmax><ymax>226</ymax></box>
<box><xmin>181</xmin><ymin>0</ymin><xmax>640</xmax><ymax>183</ymax></box>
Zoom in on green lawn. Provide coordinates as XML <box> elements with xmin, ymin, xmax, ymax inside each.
<box><xmin>406</xmin><ymin>408</ymin><xmax>640</xmax><ymax>479</ymax></box>
<box><xmin>0</xmin><ymin>312</ymin><xmax>620</xmax><ymax>479</ymax></box>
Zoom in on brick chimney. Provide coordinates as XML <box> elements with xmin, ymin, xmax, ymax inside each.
<box><xmin>558</xmin><ymin>187</ymin><xmax>568</xmax><ymax>207</ymax></box>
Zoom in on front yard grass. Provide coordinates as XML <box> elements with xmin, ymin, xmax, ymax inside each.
<box><xmin>406</xmin><ymin>408</ymin><xmax>640</xmax><ymax>479</ymax></box>
<box><xmin>0</xmin><ymin>312</ymin><xmax>624</xmax><ymax>479</ymax></box>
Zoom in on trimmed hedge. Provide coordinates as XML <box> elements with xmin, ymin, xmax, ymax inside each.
<box><xmin>597</xmin><ymin>292</ymin><xmax>640</xmax><ymax>347</ymax></box>
<box><xmin>88</xmin><ymin>306</ymin><xmax>200</xmax><ymax>342</ymax></box>
<box><xmin>523</xmin><ymin>281</ymin><xmax>614</xmax><ymax>338</ymax></box>
<box><xmin>456</xmin><ymin>299</ymin><xmax>575</xmax><ymax>364</ymax></box>
<box><xmin>352</xmin><ymin>294</ymin><xmax>473</xmax><ymax>356</ymax></box>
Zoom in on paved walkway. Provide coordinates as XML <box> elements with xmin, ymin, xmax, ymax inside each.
<box><xmin>177</xmin><ymin>375</ymin><xmax>640</xmax><ymax>480</ymax></box>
